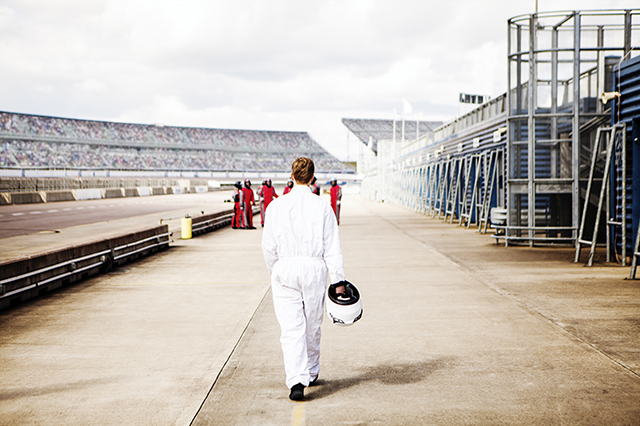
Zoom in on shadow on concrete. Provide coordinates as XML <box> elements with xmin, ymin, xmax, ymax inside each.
<box><xmin>0</xmin><ymin>376</ymin><xmax>127</xmax><ymax>401</ymax></box>
<box><xmin>306</xmin><ymin>357</ymin><xmax>455</xmax><ymax>400</ymax></box>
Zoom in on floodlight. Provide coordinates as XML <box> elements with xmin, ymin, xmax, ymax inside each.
<box><xmin>600</xmin><ymin>92</ymin><xmax>620</xmax><ymax>104</ymax></box>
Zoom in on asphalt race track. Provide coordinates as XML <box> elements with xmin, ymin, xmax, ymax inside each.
<box><xmin>0</xmin><ymin>191</ymin><xmax>235</xmax><ymax>239</ymax></box>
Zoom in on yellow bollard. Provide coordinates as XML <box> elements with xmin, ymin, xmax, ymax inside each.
<box><xmin>181</xmin><ymin>216</ymin><xmax>192</xmax><ymax>239</ymax></box>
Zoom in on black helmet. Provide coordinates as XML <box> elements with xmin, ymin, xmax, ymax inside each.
<box><xmin>234</xmin><ymin>181</ymin><xmax>243</xmax><ymax>190</ymax></box>
<box><xmin>244</xmin><ymin>179</ymin><xmax>251</xmax><ymax>188</ymax></box>
<box><xmin>266</xmin><ymin>179</ymin><xmax>272</xmax><ymax>186</ymax></box>
<box><xmin>330</xmin><ymin>178</ymin><xmax>337</xmax><ymax>187</ymax></box>
<box><xmin>287</xmin><ymin>179</ymin><xmax>294</xmax><ymax>188</ymax></box>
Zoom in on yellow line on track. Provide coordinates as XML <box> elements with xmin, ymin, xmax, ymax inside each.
<box><xmin>291</xmin><ymin>403</ymin><xmax>305</xmax><ymax>426</ymax></box>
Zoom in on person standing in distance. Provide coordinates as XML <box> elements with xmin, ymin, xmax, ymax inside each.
<box><xmin>310</xmin><ymin>176</ymin><xmax>320</xmax><ymax>196</ymax></box>
<box><xmin>258</xmin><ymin>180</ymin><xmax>267</xmax><ymax>227</ymax></box>
<box><xmin>329</xmin><ymin>178</ymin><xmax>342</xmax><ymax>225</ymax></box>
<box><xmin>242</xmin><ymin>179</ymin><xmax>256</xmax><ymax>229</ymax></box>
<box><xmin>262</xmin><ymin>157</ymin><xmax>345</xmax><ymax>401</ymax></box>
<box><xmin>283</xmin><ymin>179</ymin><xmax>294</xmax><ymax>195</ymax></box>
<box><xmin>231</xmin><ymin>181</ymin><xmax>245</xmax><ymax>229</ymax></box>
<box><xmin>261</xmin><ymin>179</ymin><xmax>278</xmax><ymax>227</ymax></box>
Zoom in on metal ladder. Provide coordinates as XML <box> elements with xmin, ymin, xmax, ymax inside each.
<box><xmin>425</xmin><ymin>162</ymin><xmax>439</xmax><ymax>216</ymax></box>
<box><xmin>607</xmin><ymin>124</ymin><xmax>628</xmax><ymax>265</ymax></box>
<box><xmin>457</xmin><ymin>155</ymin><xmax>472</xmax><ymax>226</ymax></box>
<box><xmin>477</xmin><ymin>150</ymin><xmax>500</xmax><ymax>234</ymax></box>
<box><xmin>460</xmin><ymin>154</ymin><xmax>481</xmax><ymax>228</ymax></box>
<box><xmin>630</xmin><ymin>226</ymin><xmax>640</xmax><ymax>279</ymax></box>
<box><xmin>574</xmin><ymin>124</ymin><xmax>626</xmax><ymax>266</ymax></box>
<box><xmin>433</xmin><ymin>159</ymin><xmax>449</xmax><ymax>219</ymax></box>
<box><xmin>444</xmin><ymin>157</ymin><xmax>462</xmax><ymax>223</ymax></box>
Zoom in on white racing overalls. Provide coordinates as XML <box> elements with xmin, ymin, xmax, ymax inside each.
<box><xmin>262</xmin><ymin>184</ymin><xmax>344</xmax><ymax>389</ymax></box>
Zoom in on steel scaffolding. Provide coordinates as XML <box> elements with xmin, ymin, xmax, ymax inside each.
<box><xmin>506</xmin><ymin>9</ymin><xmax>637</xmax><ymax>245</ymax></box>
<box><xmin>353</xmin><ymin>8</ymin><xmax>639</xmax><ymax>252</ymax></box>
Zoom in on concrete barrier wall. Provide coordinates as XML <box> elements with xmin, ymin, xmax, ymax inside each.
<box><xmin>44</xmin><ymin>191</ymin><xmax>76</xmax><ymax>202</ymax></box>
<box><xmin>0</xmin><ymin>188</ymin><xmax>235</xmax><ymax>309</ymax></box>
<box><xmin>0</xmin><ymin>225</ymin><xmax>170</xmax><ymax>309</ymax></box>
<box><xmin>104</xmin><ymin>188</ymin><xmax>125</xmax><ymax>198</ymax></box>
<box><xmin>1</xmin><ymin>185</ymin><xmax>216</xmax><ymax>205</ymax></box>
<box><xmin>138</xmin><ymin>187</ymin><xmax>151</xmax><ymax>197</ymax></box>
<box><xmin>76</xmin><ymin>189</ymin><xmax>102</xmax><ymax>200</ymax></box>
<box><xmin>10</xmin><ymin>192</ymin><xmax>45</xmax><ymax>204</ymax></box>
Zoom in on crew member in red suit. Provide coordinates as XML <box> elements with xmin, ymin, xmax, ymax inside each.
<box><xmin>231</xmin><ymin>181</ymin><xmax>245</xmax><ymax>229</ymax></box>
<box><xmin>242</xmin><ymin>179</ymin><xmax>256</xmax><ymax>229</ymax></box>
<box><xmin>261</xmin><ymin>179</ymin><xmax>278</xmax><ymax>227</ymax></box>
<box><xmin>283</xmin><ymin>179</ymin><xmax>294</xmax><ymax>195</ymax></box>
<box><xmin>329</xmin><ymin>178</ymin><xmax>342</xmax><ymax>225</ymax></box>
<box><xmin>258</xmin><ymin>180</ymin><xmax>267</xmax><ymax>227</ymax></box>
<box><xmin>310</xmin><ymin>176</ymin><xmax>320</xmax><ymax>196</ymax></box>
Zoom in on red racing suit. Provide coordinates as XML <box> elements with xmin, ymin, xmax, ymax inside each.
<box><xmin>242</xmin><ymin>186</ymin><xmax>255</xmax><ymax>228</ymax></box>
<box><xmin>262</xmin><ymin>185</ymin><xmax>278</xmax><ymax>224</ymax></box>
<box><xmin>258</xmin><ymin>184</ymin><xmax>266</xmax><ymax>226</ymax></box>
<box><xmin>232</xmin><ymin>188</ymin><xmax>245</xmax><ymax>229</ymax></box>
<box><xmin>330</xmin><ymin>184</ymin><xmax>342</xmax><ymax>225</ymax></box>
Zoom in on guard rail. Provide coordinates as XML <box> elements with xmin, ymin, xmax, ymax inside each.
<box><xmin>0</xmin><ymin>225</ymin><xmax>171</xmax><ymax>310</ymax></box>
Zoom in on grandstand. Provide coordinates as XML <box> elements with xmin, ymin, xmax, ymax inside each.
<box><xmin>341</xmin><ymin>118</ymin><xmax>443</xmax><ymax>154</ymax></box>
<box><xmin>0</xmin><ymin>111</ymin><xmax>353</xmax><ymax>176</ymax></box>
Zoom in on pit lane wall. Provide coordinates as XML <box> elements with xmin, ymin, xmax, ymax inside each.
<box><xmin>0</xmin><ymin>185</ymin><xmax>212</xmax><ymax>205</ymax></box>
<box><xmin>0</xmin><ymin>225</ymin><xmax>172</xmax><ymax>310</ymax></box>
<box><xmin>0</xmin><ymin>205</ymin><xmax>259</xmax><ymax>310</ymax></box>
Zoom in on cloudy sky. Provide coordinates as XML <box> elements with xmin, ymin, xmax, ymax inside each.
<box><xmin>0</xmin><ymin>0</ymin><xmax>637</xmax><ymax>160</ymax></box>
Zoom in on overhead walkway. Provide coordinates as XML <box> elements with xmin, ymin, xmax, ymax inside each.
<box><xmin>0</xmin><ymin>195</ymin><xmax>638</xmax><ymax>425</ymax></box>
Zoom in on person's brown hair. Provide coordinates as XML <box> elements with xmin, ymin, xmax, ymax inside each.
<box><xmin>291</xmin><ymin>157</ymin><xmax>314</xmax><ymax>185</ymax></box>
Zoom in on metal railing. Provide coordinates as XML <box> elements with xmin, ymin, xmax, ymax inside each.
<box><xmin>0</xmin><ymin>228</ymin><xmax>171</xmax><ymax>309</ymax></box>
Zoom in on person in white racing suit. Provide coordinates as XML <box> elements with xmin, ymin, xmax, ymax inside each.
<box><xmin>261</xmin><ymin>157</ymin><xmax>345</xmax><ymax>401</ymax></box>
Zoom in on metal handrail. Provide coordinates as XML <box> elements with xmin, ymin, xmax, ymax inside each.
<box><xmin>113</xmin><ymin>238</ymin><xmax>171</xmax><ymax>261</ymax></box>
<box><xmin>0</xmin><ymin>249</ymin><xmax>112</xmax><ymax>285</ymax></box>
<box><xmin>0</xmin><ymin>231</ymin><xmax>171</xmax><ymax>299</ymax></box>
<box><xmin>112</xmin><ymin>233</ymin><xmax>171</xmax><ymax>253</ymax></box>
<box><xmin>191</xmin><ymin>214</ymin><xmax>233</xmax><ymax>233</ymax></box>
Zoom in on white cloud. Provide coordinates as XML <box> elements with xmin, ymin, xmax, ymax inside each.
<box><xmin>32</xmin><ymin>83</ymin><xmax>53</xmax><ymax>94</ymax></box>
<box><xmin>77</xmin><ymin>78</ymin><xmax>108</xmax><ymax>93</ymax></box>
<box><xmin>0</xmin><ymin>0</ymin><xmax>638</xmax><ymax>160</ymax></box>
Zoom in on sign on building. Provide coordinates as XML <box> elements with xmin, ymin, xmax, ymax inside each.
<box><xmin>459</xmin><ymin>93</ymin><xmax>488</xmax><ymax>104</ymax></box>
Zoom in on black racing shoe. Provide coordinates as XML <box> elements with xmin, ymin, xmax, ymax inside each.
<box><xmin>309</xmin><ymin>376</ymin><xmax>319</xmax><ymax>386</ymax></box>
<box><xmin>289</xmin><ymin>383</ymin><xmax>304</xmax><ymax>401</ymax></box>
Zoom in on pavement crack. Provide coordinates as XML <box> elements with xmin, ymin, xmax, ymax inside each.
<box><xmin>188</xmin><ymin>284</ymin><xmax>271</xmax><ymax>425</ymax></box>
